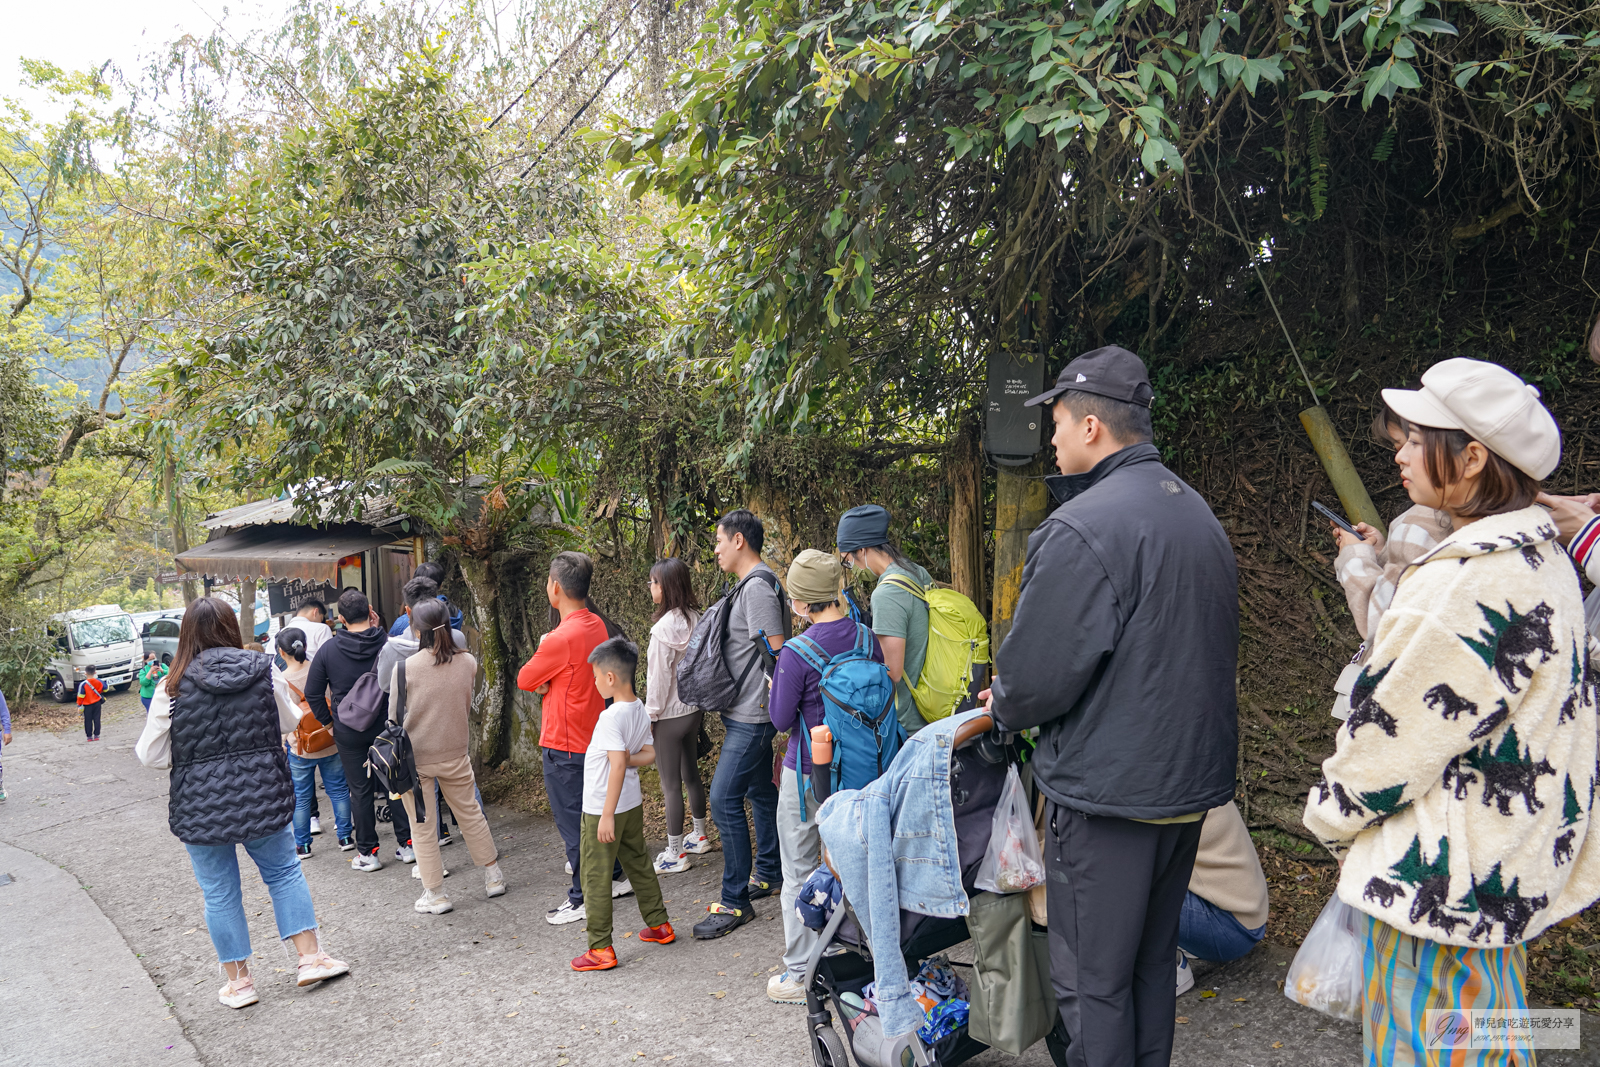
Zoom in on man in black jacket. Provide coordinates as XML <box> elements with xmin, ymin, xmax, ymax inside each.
<box><xmin>985</xmin><ymin>346</ymin><xmax>1239</xmax><ymax>1067</ymax></box>
<box><xmin>306</xmin><ymin>588</ymin><xmax>413</xmax><ymax>871</ymax></box>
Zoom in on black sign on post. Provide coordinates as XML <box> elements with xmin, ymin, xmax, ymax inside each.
<box><xmin>267</xmin><ymin>579</ymin><xmax>339</xmax><ymax>616</ymax></box>
<box><xmin>985</xmin><ymin>344</ymin><xmax>1048</xmax><ymax>464</ymax></box>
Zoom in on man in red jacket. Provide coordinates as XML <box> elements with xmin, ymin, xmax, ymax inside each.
<box><xmin>518</xmin><ymin>551</ymin><xmax>626</xmax><ymax>925</ymax></box>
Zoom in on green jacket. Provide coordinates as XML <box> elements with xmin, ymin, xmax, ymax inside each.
<box><xmin>138</xmin><ymin>662</ymin><xmax>167</xmax><ymax>699</ymax></box>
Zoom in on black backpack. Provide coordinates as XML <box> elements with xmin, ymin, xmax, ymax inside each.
<box><xmin>367</xmin><ymin>668</ymin><xmax>426</xmax><ymax>822</ymax></box>
<box><xmin>676</xmin><ymin>570</ymin><xmax>785</xmax><ymax>713</ymax></box>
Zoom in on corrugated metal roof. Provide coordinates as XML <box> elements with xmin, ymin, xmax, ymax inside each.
<box><xmin>200</xmin><ymin>489</ymin><xmax>405</xmax><ymax>529</ymax></box>
<box><xmin>175</xmin><ymin>524</ymin><xmax>407</xmax><ymax>584</ymax></box>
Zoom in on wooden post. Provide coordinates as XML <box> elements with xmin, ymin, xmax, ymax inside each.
<box><xmin>239</xmin><ymin>580</ymin><xmax>257</xmax><ymax>643</ymax></box>
<box><xmin>948</xmin><ymin>413</ymin><xmax>987</xmax><ymax>614</ymax></box>
<box><xmin>990</xmin><ymin>460</ymin><xmax>1050</xmax><ymax>652</ymax></box>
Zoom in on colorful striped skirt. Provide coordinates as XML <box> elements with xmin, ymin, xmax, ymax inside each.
<box><xmin>1363</xmin><ymin>914</ymin><xmax>1531</xmax><ymax>1066</ymax></box>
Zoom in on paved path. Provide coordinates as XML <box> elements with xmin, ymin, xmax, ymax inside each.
<box><xmin>0</xmin><ymin>695</ymin><xmax>1595</xmax><ymax>1065</ymax></box>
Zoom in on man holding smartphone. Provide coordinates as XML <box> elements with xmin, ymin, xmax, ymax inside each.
<box><xmin>984</xmin><ymin>346</ymin><xmax>1239</xmax><ymax>1067</ymax></box>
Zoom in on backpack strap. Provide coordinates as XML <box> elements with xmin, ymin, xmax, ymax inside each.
<box><xmin>877</xmin><ymin>572</ymin><xmax>928</xmax><ymax>602</ymax></box>
<box><xmin>785</xmin><ymin>634</ymin><xmax>832</xmax><ymax>676</ymax></box>
<box><xmin>393</xmin><ymin>664</ymin><xmax>408</xmax><ymax>728</ymax></box>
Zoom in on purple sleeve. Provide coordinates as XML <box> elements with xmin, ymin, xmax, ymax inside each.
<box><xmin>768</xmin><ymin>645</ymin><xmax>811</xmax><ymax>735</ymax></box>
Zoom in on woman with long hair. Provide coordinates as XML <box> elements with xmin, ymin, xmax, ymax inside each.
<box><xmin>136</xmin><ymin>597</ymin><xmax>348</xmax><ymax>1008</ymax></box>
<box><xmin>1303</xmin><ymin>359</ymin><xmax>1600</xmax><ymax>1065</ymax></box>
<box><xmin>645</xmin><ymin>557</ymin><xmax>707</xmax><ymax>874</ymax></box>
<box><xmin>273</xmin><ymin>627</ymin><xmax>353</xmax><ymax>858</ymax></box>
<box><xmin>395</xmin><ymin>598</ymin><xmax>503</xmax><ymax>914</ymax></box>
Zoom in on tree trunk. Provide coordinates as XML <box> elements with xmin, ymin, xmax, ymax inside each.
<box><xmin>947</xmin><ymin>413</ymin><xmax>987</xmax><ymax>614</ymax></box>
<box><xmin>459</xmin><ymin>555</ymin><xmax>512</xmax><ymax>774</ymax></box>
<box><xmin>239</xmin><ymin>580</ymin><xmax>257</xmax><ymax>644</ymax></box>
<box><xmin>1341</xmin><ymin>224</ymin><xmax>1363</xmax><ymax>334</ymax></box>
<box><xmin>990</xmin><ymin>459</ymin><xmax>1050</xmax><ymax>652</ymax></box>
<box><xmin>164</xmin><ymin>456</ymin><xmax>197</xmax><ymax>605</ymax></box>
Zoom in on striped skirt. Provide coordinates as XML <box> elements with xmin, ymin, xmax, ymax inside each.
<box><xmin>1363</xmin><ymin>915</ymin><xmax>1531</xmax><ymax>1066</ymax></box>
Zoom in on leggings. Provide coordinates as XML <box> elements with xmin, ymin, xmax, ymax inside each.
<box><xmin>82</xmin><ymin>702</ymin><xmax>102</xmax><ymax>739</ymax></box>
<box><xmin>652</xmin><ymin>709</ymin><xmax>706</xmax><ymax>836</ymax></box>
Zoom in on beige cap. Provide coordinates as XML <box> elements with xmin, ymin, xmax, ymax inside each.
<box><xmin>1381</xmin><ymin>358</ymin><xmax>1561</xmax><ymax>480</ymax></box>
<box><xmin>786</xmin><ymin>549</ymin><xmax>844</xmax><ymax>606</ymax></box>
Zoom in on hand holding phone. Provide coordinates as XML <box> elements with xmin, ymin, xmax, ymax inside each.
<box><xmin>1312</xmin><ymin>500</ymin><xmax>1365</xmax><ymax>541</ymax></box>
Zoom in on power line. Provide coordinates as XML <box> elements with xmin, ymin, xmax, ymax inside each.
<box><xmin>519</xmin><ymin>37</ymin><xmax>641</xmax><ymax>178</ymax></box>
<box><xmin>488</xmin><ymin>0</ymin><xmax>641</xmax><ymax>129</ymax></box>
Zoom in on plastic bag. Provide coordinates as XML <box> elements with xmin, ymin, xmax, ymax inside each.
<box><xmin>1283</xmin><ymin>894</ymin><xmax>1365</xmax><ymax>1023</ymax></box>
<box><xmin>974</xmin><ymin>764</ymin><xmax>1046</xmax><ymax>894</ymax></box>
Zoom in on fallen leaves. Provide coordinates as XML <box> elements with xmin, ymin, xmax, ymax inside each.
<box><xmin>1198</xmin><ymin>990</ymin><xmax>1216</xmax><ymax>999</ymax></box>
<box><xmin>1271</xmin><ymin>1041</ymin><xmax>1284</xmax><ymax>1049</ymax></box>
<box><xmin>1176</xmin><ymin>1016</ymin><xmax>1190</xmax><ymax>1024</ymax></box>
<box><xmin>505</xmin><ymin>1012</ymin><xmax>519</xmax><ymax>1017</ymax></box>
<box><xmin>710</xmin><ymin>990</ymin><xmax>727</xmax><ymax>999</ymax></box>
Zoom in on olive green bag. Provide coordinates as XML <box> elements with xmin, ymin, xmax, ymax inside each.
<box><xmin>964</xmin><ymin>889</ymin><xmax>1056</xmax><ymax>1055</ymax></box>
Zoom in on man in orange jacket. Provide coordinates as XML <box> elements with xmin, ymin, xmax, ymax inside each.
<box><xmin>77</xmin><ymin>666</ymin><xmax>108</xmax><ymax>741</ymax></box>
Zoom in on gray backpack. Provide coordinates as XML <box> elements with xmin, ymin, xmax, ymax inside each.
<box><xmin>676</xmin><ymin>571</ymin><xmax>783</xmax><ymax>712</ymax></box>
<box><xmin>336</xmin><ymin>670</ymin><xmax>387</xmax><ymax>732</ymax></box>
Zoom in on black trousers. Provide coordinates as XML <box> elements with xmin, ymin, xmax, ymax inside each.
<box><xmin>544</xmin><ymin>747</ymin><xmax>622</xmax><ymax>906</ymax></box>
<box><xmin>1044</xmin><ymin>801</ymin><xmax>1203</xmax><ymax>1067</ymax></box>
<box><xmin>82</xmin><ymin>702</ymin><xmax>102</xmax><ymax>739</ymax></box>
<box><xmin>333</xmin><ymin>724</ymin><xmax>412</xmax><ymax>856</ymax></box>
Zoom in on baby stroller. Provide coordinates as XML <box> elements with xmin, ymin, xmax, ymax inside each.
<box><xmin>801</xmin><ymin>714</ymin><xmax>1068</xmax><ymax>1067</ymax></box>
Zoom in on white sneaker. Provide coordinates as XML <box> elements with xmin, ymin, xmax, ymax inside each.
<box><xmin>564</xmin><ymin>859</ymin><xmax>573</xmax><ymax>875</ymax></box>
<box><xmin>1176</xmin><ymin>950</ymin><xmax>1194</xmax><ymax>996</ymax></box>
<box><xmin>296</xmin><ymin>951</ymin><xmax>350</xmax><ymax>987</ymax></box>
<box><xmin>767</xmin><ymin>970</ymin><xmax>808</xmax><ymax>1005</ymax></box>
<box><xmin>682</xmin><ymin>832</ymin><xmax>712</xmax><ymax>855</ymax></box>
<box><xmin>309</xmin><ymin>816</ymin><xmax>322</xmax><ymax>835</ymax></box>
<box><xmin>351</xmin><ymin>852</ymin><xmax>383</xmax><ymax>873</ymax></box>
<box><xmin>485</xmin><ymin>863</ymin><xmax>507</xmax><ymax>899</ymax></box>
<box><xmin>413</xmin><ymin>864</ymin><xmax>450</xmax><ymax>879</ymax></box>
<box><xmin>655</xmin><ymin>848</ymin><xmax>690</xmax><ymax>874</ymax></box>
<box><xmin>415</xmin><ymin>888</ymin><xmax>453</xmax><ymax>914</ymax></box>
<box><xmin>397</xmin><ymin>845</ymin><xmax>416</xmax><ymax>864</ymax></box>
<box><xmin>546</xmin><ymin>900</ymin><xmax>585</xmax><ymax>925</ymax></box>
<box><xmin>612</xmin><ymin>877</ymin><xmax>634</xmax><ymax>898</ymax></box>
<box><xmin>218</xmin><ymin>977</ymin><xmax>258</xmax><ymax>1009</ymax></box>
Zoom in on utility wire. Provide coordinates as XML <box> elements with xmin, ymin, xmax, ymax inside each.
<box><xmin>519</xmin><ymin>38</ymin><xmax>641</xmax><ymax>178</ymax></box>
<box><xmin>488</xmin><ymin>0</ymin><xmax>642</xmax><ymax>129</ymax></box>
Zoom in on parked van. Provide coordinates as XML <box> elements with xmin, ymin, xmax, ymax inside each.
<box><xmin>45</xmin><ymin>605</ymin><xmax>143</xmax><ymax>704</ymax></box>
<box><xmin>132</xmin><ymin>609</ymin><xmax>186</xmax><ymax>665</ymax></box>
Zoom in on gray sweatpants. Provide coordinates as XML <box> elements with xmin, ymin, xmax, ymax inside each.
<box><xmin>776</xmin><ymin>766</ymin><xmax>821</xmax><ymax>978</ymax></box>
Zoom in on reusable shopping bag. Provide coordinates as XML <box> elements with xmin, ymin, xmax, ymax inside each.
<box><xmin>974</xmin><ymin>764</ymin><xmax>1046</xmax><ymax>894</ymax></box>
<box><xmin>965</xmin><ymin>889</ymin><xmax>1056</xmax><ymax>1055</ymax></box>
<box><xmin>1283</xmin><ymin>894</ymin><xmax>1364</xmax><ymax>1023</ymax></box>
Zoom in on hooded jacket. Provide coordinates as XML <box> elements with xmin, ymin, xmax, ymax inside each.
<box><xmin>990</xmin><ymin>442</ymin><xmax>1239</xmax><ymax>819</ymax></box>
<box><xmin>163</xmin><ymin>647</ymin><xmax>294</xmax><ymax>846</ymax></box>
<box><xmin>1304</xmin><ymin>506</ymin><xmax>1600</xmax><ymax>947</ymax></box>
<box><xmin>645</xmin><ymin>609</ymin><xmax>700</xmax><ymax>721</ymax></box>
<box><xmin>305</xmin><ymin>624</ymin><xmax>388</xmax><ymax>736</ymax></box>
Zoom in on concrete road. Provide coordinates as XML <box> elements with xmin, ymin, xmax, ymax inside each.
<box><xmin>0</xmin><ymin>693</ymin><xmax>1594</xmax><ymax>1066</ymax></box>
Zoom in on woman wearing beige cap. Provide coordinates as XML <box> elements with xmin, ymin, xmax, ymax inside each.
<box><xmin>1303</xmin><ymin>357</ymin><xmax>1600</xmax><ymax>1064</ymax></box>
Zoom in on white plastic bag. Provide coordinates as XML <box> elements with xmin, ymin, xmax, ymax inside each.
<box><xmin>1283</xmin><ymin>894</ymin><xmax>1365</xmax><ymax>1022</ymax></box>
<box><xmin>974</xmin><ymin>765</ymin><xmax>1046</xmax><ymax>894</ymax></box>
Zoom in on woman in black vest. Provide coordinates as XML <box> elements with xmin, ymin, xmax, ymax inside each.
<box><xmin>136</xmin><ymin>597</ymin><xmax>350</xmax><ymax>1008</ymax></box>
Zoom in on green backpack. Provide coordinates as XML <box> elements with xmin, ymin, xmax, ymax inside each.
<box><xmin>878</xmin><ymin>573</ymin><xmax>991</xmax><ymax>723</ymax></box>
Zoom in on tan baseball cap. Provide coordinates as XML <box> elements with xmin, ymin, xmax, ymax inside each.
<box><xmin>786</xmin><ymin>549</ymin><xmax>845</xmax><ymax>606</ymax></box>
<box><xmin>1381</xmin><ymin>358</ymin><xmax>1561</xmax><ymax>480</ymax></box>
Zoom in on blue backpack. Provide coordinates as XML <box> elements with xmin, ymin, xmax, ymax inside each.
<box><xmin>789</xmin><ymin>622</ymin><xmax>906</xmax><ymax>819</ymax></box>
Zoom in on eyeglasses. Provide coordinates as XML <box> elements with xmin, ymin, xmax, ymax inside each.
<box><xmin>840</xmin><ymin>553</ymin><xmax>855</xmax><ymax>570</ymax></box>
<box><xmin>647</xmin><ymin>577</ymin><xmax>660</xmax><ymax>586</ymax></box>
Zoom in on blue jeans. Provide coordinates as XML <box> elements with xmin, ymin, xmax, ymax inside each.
<box><xmin>289</xmin><ymin>750</ymin><xmax>352</xmax><ymax>848</ymax></box>
<box><xmin>709</xmin><ymin>717</ymin><xmax>781</xmax><ymax>912</ymax></box>
<box><xmin>183</xmin><ymin>825</ymin><xmax>318</xmax><ymax>963</ymax></box>
<box><xmin>1177</xmin><ymin>890</ymin><xmax>1266</xmax><ymax>962</ymax></box>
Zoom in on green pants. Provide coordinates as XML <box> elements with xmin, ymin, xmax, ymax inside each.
<box><xmin>581</xmin><ymin>807</ymin><xmax>667</xmax><ymax>950</ymax></box>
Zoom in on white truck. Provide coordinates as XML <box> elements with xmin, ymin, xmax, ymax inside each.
<box><xmin>45</xmin><ymin>605</ymin><xmax>144</xmax><ymax>704</ymax></box>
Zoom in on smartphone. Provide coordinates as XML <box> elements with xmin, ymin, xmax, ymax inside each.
<box><xmin>1312</xmin><ymin>500</ymin><xmax>1365</xmax><ymax>541</ymax></box>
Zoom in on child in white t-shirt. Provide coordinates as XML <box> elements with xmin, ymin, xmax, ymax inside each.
<box><xmin>571</xmin><ymin>636</ymin><xmax>674</xmax><ymax>972</ymax></box>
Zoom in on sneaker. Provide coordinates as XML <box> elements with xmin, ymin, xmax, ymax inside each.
<box><xmin>218</xmin><ymin>977</ymin><xmax>258</xmax><ymax>1009</ymax></box>
<box><xmin>1175</xmin><ymin>950</ymin><xmax>1194</xmax><ymax>996</ymax></box>
<box><xmin>571</xmin><ymin>946</ymin><xmax>617</xmax><ymax>971</ymax></box>
<box><xmin>415</xmin><ymin>888</ymin><xmax>453</xmax><ymax>914</ymax></box>
<box><xmin>692</xmin><ymin>903</ymin><xmax>753</xmax><ymax>940</ymax></box>
<box><xmin>296</xmin><ymin>951</ymin><xmax>350</xmax><ymax>987</ymax></box>
<box><xmin>564</xmin><ymin>859</ymin><xmax>573</xmax><ymax>875</ymax></box>
<box><xmin>413</xmin><ymin>864</ymin><xmax>450</xmax><ymax>879</ymax></box>
<box><xmin>767</xmin><ymin>970</ymin><xmax>808</xmax><ymax>1004</ymax></box>
<box><xmin>350</xmin><ymin>852</ymin><xmax>383</xmax><ymax>873</ymax></box>
<box><xmin>0</xmin><ymin>791</ymin><xmax>7</xmax><ymax>801</ymax></box>
<box><xmin>682</xmin><ymin>832</ymin><xmax>711</xmax><ymax>854</ymax></box>
<box><xmin>309</xmin><ymin>816</ymin><xmax>323</xmax><ymax>835</ymax></box>
<box><xmin>639</xmin><ymin>921</ymin><xmax>675</xmax><ymax>944</ymax></box>
<box><xmin>439</xmin><ymin>831</ymin><xmax>453</xmax><ymax>847</ymax></box>
<box><xmin>397</xmin><ymin>844</ymin><xmax>416</xmax><ymax>864</ymax></box>
<box><xmin>295</xmin><ymin>844</ymin><xmax>312</xmax><ymax>861</ymax></box>
<box><xmin>546</xmin><ymin>900</ymin><xmax>586</xmax><ymax>926</ymax></box>
<box><xmin>748</xmin><ymin>877</ymin><xmax>780</xmax><ymax>900</ymax></box>
<box><xmin>654</xmin><ymin>848</ymin><xmax>690</xmax><ymax>875</ymax></box>
<box><xmin>612</xmin><ymin>877</ymin><xmax>634</xmax><ymax>898</ymax></box>
<box><xmin>337</xmin><ymin>835</ymin><xmax>356</xmax><ymax>852</ymax></box>
<box><xmin>485</xmin><ymin>863</ymin><xmax>507</xmax><ymax>899</ymax></box>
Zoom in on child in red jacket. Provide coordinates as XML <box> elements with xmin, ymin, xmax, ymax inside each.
<box><xmin>77</xmin><ymin>666</ymin><xmax>107</xmax><ymax>741</ymax></box>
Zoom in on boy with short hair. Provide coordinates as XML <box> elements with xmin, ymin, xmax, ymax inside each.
<box><xmin>77</xmin><ymin>666</ymin><xmax>107</xmax><ymax>742</ymax></box>
<box><xmin>571</xmin><ymin>637</ymin><xmax>673</xmax><ymax>971</ymax></box>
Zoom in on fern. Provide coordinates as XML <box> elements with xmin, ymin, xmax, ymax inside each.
<box><xmin>1372</xmin><ymin>125</ymin><xmax>1397</xmax><ymax>162</ymax></box>
<box><xmin>1468</xmin><ymin>2</ymin><xmax>1580</xmax><ymax>50</ymax></box>
<box><xmin>1309</xmin><ymin>111</ymin><xmax>1330</xmax><ymax>220</ymax></box>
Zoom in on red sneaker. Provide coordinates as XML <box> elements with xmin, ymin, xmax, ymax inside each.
<box><xmin>639</xmin><ymin>922</ymin><xmax>675</xmax><ymax>944</ymax></box>
<box><xmin>571</xmin><ymin>946</ymin><xmax>618</xmax><ymax>971</ymax></box>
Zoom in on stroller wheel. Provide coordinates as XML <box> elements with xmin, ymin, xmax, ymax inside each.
<box><xmin>812</xmin><ymin>1025</ymin><xmax>849</xmax><ymax>1067</ymax></box>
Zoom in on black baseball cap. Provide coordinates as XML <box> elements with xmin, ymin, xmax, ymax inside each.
<box><xmin>1024</xmin><ymin>345</ymin><xmax>1155</xmax><ymax>409</ymax></box>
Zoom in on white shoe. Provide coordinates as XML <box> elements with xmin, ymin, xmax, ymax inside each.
<box><xmin>564</xmin><ymin>859</ymin><xmax>573</xmax><ymax>875</ymax></box>
<box><xmin>767</xmin><ymin>970</ymin><xmax>808</xmax><ymax>1005</ymax></box>
<box><xmin>218</xmin><ymin>977</ymin><xmax>258</xmax><ymax>1009</ymax></box>
<box><xmin>655</xmin><ymin>848</ymin><xmax>690</xmax><ymax>874</ymax></box>
<box><xmin>546</xmin><ymin>900</ymin><xmax>585</xmax><ymax>925</ymax></box>
<box><xmin>682</xmin><ymin>832</ymin><xmax>711</xmax><ymax>855</ymax></box>
<box><xmin>413</xmin><ymin>864</ymin><xmax>450</xmax><ymax>879</ymax></box>
<box><xmin>415</xmin><ymin>888</ymin><xmax>453</xmax><ymax>914</ymax></box>
<box><xmin>351</xmin><ymin>852</ymin><xmax>383</xmax><ymax>872</ymax></box>
<box><xmin>485</xmin><ymin>863</ymin><xmax>507</xmax><ymax>899</ymax></box>
<box><xmin>309</xmin><ymin>816</ymin><xmax>323</xmax><ymax>835</ymax></box>
<box><xmin>1176</xmin><ymin>950</ymin><xmax>1194</xmax><ymax>996</ymax></box>
<box><xmin>397</xmin><ymin>844</ymin><xmax>416</xmax><ymax>864</ymax></box>
<box><xmin>612</xmin><ymin>877</ymin><xmax>634</xmax><ymax>898</ymax></box>
<box><xmin>296</xmin><ymin>952</ymin><xmax>350</xmax><ymax>987</ymax></box>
